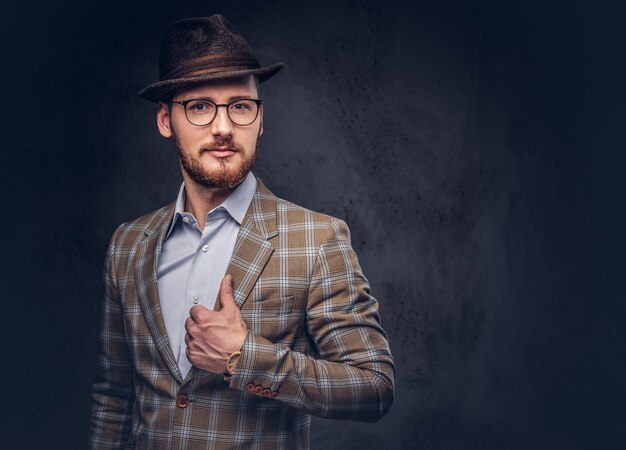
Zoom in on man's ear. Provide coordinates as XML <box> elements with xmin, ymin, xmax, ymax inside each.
<box><xmin>157</xmin><ymin>102</ymin><xmax>173</xmax><ymax>138</ymax></box>
<box><xmin>258</xmin><ymin>104</ymin><xmax>264</xmax><ymax>137</ymax></box>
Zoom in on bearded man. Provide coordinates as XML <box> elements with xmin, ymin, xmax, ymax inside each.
<box><xmin>88</xmin><ymin>15</ymin><xmax>395</xmax><ymax>450</ymax></box>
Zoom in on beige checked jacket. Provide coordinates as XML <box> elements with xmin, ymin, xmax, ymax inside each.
<box><xmin>89</xmin><ymin>179</ymin><xmax>395</xmax><ymax>450</ymax></box>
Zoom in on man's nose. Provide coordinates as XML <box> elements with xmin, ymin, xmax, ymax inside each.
<box><xmin>210</xmin><ymin>106</ymin><xmax>234</xmax><ymax>137</ymax></box>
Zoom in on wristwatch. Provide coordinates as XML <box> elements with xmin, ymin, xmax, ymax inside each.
<box><xmin>226</xmin><ymin>351</ymin><xmax>242</xmax><ymax>376</ymax></box>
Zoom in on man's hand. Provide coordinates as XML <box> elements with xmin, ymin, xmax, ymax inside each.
<box><xmin>185</xmin><ymin>275</ymin><xmax>248</xmax><ymax>373</ymax></box>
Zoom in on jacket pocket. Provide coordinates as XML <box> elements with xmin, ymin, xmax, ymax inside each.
<box><xmin>252</xmin><ymin>295</ymin><xmax>295</xmax><ymax>316</ymax></box>
<box><xmin>243</xmin><ymin>296</ymin><xmax>304</xmax><ymax>343</ymax></box>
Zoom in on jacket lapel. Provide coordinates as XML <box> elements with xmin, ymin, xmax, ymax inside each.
<box><xmin>134</xmin><ymin>201</ymin><xmax>185</xmax><ymax>384</ymax></box>
<box><xmin>217</xmin><ymin>178</ymin><xmax>278</xmax><ymax>311</ymax></box>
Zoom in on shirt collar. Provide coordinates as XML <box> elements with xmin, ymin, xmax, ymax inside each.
<box><xmin>164</xmin><ymin>171</ymin><xmax>257</xmax><ymax>240</ymax></box>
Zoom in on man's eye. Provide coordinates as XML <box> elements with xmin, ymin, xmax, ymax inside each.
<box><xmin>188</xmin><ymin>102</ymin><xmax>213</xmax><ymax>113</ymax></box>
<box><xmin>230</xmin><ymin>102</ymin><xmax>252</xmax><ymax>112</ymax></box>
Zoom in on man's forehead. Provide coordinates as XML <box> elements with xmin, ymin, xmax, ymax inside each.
<box><xmin>172</xmin><ymin>76</ymin><xmax>258</xmax><ymax>100</ymax></box>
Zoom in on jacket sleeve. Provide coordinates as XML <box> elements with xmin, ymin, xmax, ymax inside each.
<box><xmin>88</xmin><ymin>226</ymin><xmax>135</xmax><ymax>449</ymax></box>
<box><xmin>228</xmin><ymin>219</ymin><xmax>395</xmax><ymax>422</ymax></box>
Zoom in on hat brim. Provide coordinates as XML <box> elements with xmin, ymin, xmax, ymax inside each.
<box><xmin>138</xmin><ymin>63</ymin><xmax>284</xmax><ymax>103</ymax></box>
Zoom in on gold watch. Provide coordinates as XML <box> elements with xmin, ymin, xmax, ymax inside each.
<box><xmin>226</xmin><ymin>351</ymin><xmax>242</xmax><ymax>376</ymax></box>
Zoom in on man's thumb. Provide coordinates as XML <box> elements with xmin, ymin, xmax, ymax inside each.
<box><xmin>219</xmin><ymin>275</ymin><xmax>235</xmax><ymax>309</ymax></box>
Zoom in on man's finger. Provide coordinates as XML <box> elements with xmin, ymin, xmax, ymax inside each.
<box><xmin>189</xmin><ymin>304</ymin><xmax>212</xmax><ymax>323</ymax></box>
<box><xmin>185</xmin><ymin>317</ymin><xmax>200</xmax><ymax>337</ymax></box>
<box><xmin>218</xmin><ymin>275</ymin><xmax>236</xmax><ymax>310</ymax></box>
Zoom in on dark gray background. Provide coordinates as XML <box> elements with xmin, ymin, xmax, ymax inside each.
<box><xmin>2</xmin><ymin>0</ymin><xmax>625</xmax><ymax>449</ymax></box>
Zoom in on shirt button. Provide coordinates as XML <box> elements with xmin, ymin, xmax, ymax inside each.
<box><xmin>192</xmin><ymin>295</ymin><xmax>199</xmax><ymax>304</ymax></box>
<box><xmin>202</xmin><ymin>244</ymin><xmax>209</xmax><ymax>253</ymax></box>
<box><xmin>182</xmin><ymin>216</ymin><xmax>190</xmax><ymax>223</ymax></box>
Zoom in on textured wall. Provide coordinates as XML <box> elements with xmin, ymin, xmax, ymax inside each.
<box><xmin>2</xmin><ymin>0</ymin><xmax>625</xmax><ymax>449</ymax></box>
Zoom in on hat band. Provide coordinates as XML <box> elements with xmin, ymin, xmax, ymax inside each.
<box><xmin>163</xmin><ymin>53</ymin><xmax>260</xmax><ymax>81</ymax></box>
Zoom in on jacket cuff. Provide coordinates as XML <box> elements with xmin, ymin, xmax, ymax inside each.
<box><xmin>227</xmin><ymin>332</ymin><xmax>287</xmax><ymax>397</ymax></box>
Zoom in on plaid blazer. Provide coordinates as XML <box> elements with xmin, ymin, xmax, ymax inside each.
<box><xmin>89</xmin><ymin>179</ymin><xmax>395</xmax><ymax>450</ymax></box>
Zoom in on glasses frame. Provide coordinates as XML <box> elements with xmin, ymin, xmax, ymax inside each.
<box><xmin>169</xmin><ymin>98</ymin><xmax>263</xmax><ymax>127</ymax></box>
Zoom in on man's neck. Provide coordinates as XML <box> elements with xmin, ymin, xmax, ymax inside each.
<box><xmin>182</xmin><ymin>176</ymin><xmax>235</xmax><ymax>230</ymax></box>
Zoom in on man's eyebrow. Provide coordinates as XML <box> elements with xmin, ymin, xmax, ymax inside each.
<box><xmin>226</xmin><ymin>94</ymin><xmax>253</xmax><ymax>102</ymax></box>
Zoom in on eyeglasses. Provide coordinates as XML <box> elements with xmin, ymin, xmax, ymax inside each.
<box><xmin>170</xmin><ymin>98</ymin><xmax>263</xmax><ymax>126</ymax></box>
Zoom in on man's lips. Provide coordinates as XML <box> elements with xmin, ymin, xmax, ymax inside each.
<box><xmin>203</xmin><ymin>146</ymin><xmax>237</xmax><ymax>158</ymax></box>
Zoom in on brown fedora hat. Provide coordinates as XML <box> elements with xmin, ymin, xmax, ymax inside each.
<box><xmin>138</xmin><ymin>15</ymin><xmax>284</xmax><ymax>102</ymax></box>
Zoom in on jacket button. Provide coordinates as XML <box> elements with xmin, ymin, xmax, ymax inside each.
<box><xmin>261</xmin><ymin>388</ymin><xmax>272</xmax><ymax>397</ymax></box>
<box><xmin>246</xmin><ymin>383</ymin><xmax>255</xmax><ymax>392</ymax></box>
<box><xmin>176</xmin><ymin>394</ymin><xmax>189</xmax><ymax>408</ymax></box>
<box><xmin>270</xmin><ymin>391</ymin><xmax>279</xmax><ymax>399</ymax></box>
<box><xmin>253</xmin><ymin>385</ymin><xmax>264</xmax><ymax>394</ymax></box>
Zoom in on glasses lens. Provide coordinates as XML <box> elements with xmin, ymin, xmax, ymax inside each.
<box><xmin>228</xmin><ymin>99</ymin><xmax>259</xmax><ymax>126</ymax></box>
<box><xmin>185</xmin><ymin>100</ymin><xmax>216</xmax><ymax>126</ymax></box>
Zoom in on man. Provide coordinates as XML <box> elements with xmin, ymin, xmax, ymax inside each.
<box><xmin>89</xmin><ymin>15</ymin><xmax>394</xmax><ymax>449</ymax></box>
